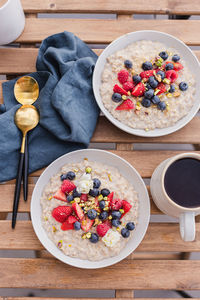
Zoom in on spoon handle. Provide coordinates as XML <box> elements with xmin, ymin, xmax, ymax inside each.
<box><xmin>23</xmin><ymin>135</ymin><xmax>28</xmax><ymax>201</ymax></box>
<box><xmin>12</xmin><ymin>152</ymin><xmax>24</xmax><ymax>229</ymax></box>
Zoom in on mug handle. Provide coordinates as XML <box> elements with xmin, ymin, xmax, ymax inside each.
<box><xmin>179</xmin><ymin>212</ymin><xmax>195</xmax><ymax>242</ymax></box>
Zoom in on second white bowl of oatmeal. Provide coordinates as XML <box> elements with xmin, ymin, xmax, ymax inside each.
<box><xmin>31</xmin><ymin>149</ymin><xmax>150</xmax><ymax>269</ymax></box>
<box><xmin>93</xmin><ymin>30</ymin><xmax>200</xmax><ymax>137</ymax></box>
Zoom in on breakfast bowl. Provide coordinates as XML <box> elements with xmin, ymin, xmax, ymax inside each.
<box><xmin>31</xmin><ymin>149</ymin><xmax>150</xmax><ymax>269</ymax></box>
<box><xmin>93</xmin><ymin>30</ymin><xmax>200</xmax><ymax>137</ymax></box>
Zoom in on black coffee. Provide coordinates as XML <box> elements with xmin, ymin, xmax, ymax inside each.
<box><xmin>164</xmin><ymin>158</ymin><xmax>200</xmax><ymax>208</ymax></box>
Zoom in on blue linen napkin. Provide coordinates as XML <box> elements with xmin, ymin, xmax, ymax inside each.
<box><xmin>0</xmin><ymin>31</ymin><xmax>99</xmax><ymax>182</ymax></box>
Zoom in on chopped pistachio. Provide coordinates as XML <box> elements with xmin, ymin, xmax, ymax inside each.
<box><xmin>174</xmin><ymin>91</ymin><xmax>181</xmax><ymax>97</ymax></box>
<box><xmin>104</xmin><ymin>196</ymin><xmax>108</xmax><ymax>201</ymax></box>
<box><xmin>122</xmin><ymin>95</ymin><xmax>127</xmax><ymax>100</ymax></box>
<box><xmin>85</xmin><ymin>166</ymin><xmax>92</xmax><ymax>174</ymax></box>
<box><xmin>103</xmin><ymin>207</ymin><xmax>109</xmax><ymax>211</ymax></box>
<box><xmin>70</xmin><ymin>200</ymin><xmax>75</xmax><ymax>204</ymax></box>
<box><xmin>136</xmin><ymin>101</ymin><xmax>141</xmax><ymax>107</ymax></box>
<box><xmin>48</xmin><ymin>196</ymin><xmax>52</xmax><ymax>201</ymax></box>
<box><xmin>86</xmin><ymin>232</ymin><xmax>92</xmax><ymax>239</ymax></box>
<box><xmin>73</xmin><ymin>168</ymin><xmax>78</xmax><ymax>173</ymax></box>
<box><xmin>154</xmin><ymin>74</ymin><xmax>162</xmax><ymax>82</ymax></box>
<box><xmin>57</xmin><ymin>240</ymin><xmax>63</xmax><ymax>248</ymax></box>
<box><xmin>127</xmin><ymin>91</ymin><xmax>131</xmax><ymax>96</ymax></box>
<box><xmin>108</xmin><ymin>173</ymin><xmax>112</xmax><ymax>182</ymax></box>
<box><xmin>108</xmin><ymin>215</ymin><xmax>112</xmax><ymax>220</ymax></box>
<box><xmin>166</xmin><ymin>93</ymin><xmax>173</xmax><ymax>98</ymax></box>
<box><xmin>82</xmin><ymin>233</ymin><xmax>87</xmax><ymax>239</ymax></box>
<box><xmin>68</xmin><ymin>244</ymin><xmax>72</xmax><ymax>247</ymax></box>
<box><xmin>119</xmin><ymin>209</ymin><xmax>124</xmax><ymax>214</ymax></box>
<box><xmin>98</xmin><ymin>194</ymin><xmax>103</xmax><ymax>201</ymax></box>
<box><xmin>136</xmin><ymin>106</ymin><xmax>141</xmax><ymax>111</ymax></box>
<box><xmin>154</xmin><ymin>89</ymin><xmax>160</xmax><ymax>95</ymax></box>
<box><xmin>52</xmin><ymin>226</ymin><xmax>57</xmax><ymax>232</ymax></box>
<box><xmin>155</xmin><ymin>60</ymin><xmax>162</xmax><ymax>67</ymax></box>
<box><xmin>44</xmin><ymin>216</ymin><xmax>48</xmax><ymax>221</ymax></box>
<box><xmin>116</xmin><ymin>227</ymin><xmax>121</xmax><ymax>232</ymax></box>
<box><xmin>74</xmin><ymin>197</ymin><xmax>80</xmax><ymax>203</ymax></box>
<box><xmin>105</xmin><ymin>201</ymin><xmax>109</xmax><ymax>206</ymax></box>
<box><xmin>163</xmin><ymin>78</ymin><xmax>171</xmax><ymax>85</ymax></box>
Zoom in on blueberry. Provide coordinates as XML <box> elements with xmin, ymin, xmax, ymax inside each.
<box><xmin>121</xmin><ymin>228</ymin><xmax>130</xmax><ymax>238</ymax></box>
<box><xmin>145</xmin><ymin>83</ymin><xmax>152</xmax><ymax>90</ymax></box>
<box><xmin>157</xmin><ymin>70</ymin><xmax>165</xmax><ymax>80</ymax></box>
<box><xmin>66</xmin><ymin>171</ymin><xmax>76</xmax><ymax>180</ymax></box>
<box><xmin>169</xmin><ymin>84</ymin><xmax>175</xmax><ymax>93</ymax></box>
<box><xmin>124</xmin><ymin>59</ymin><xmax>132</xmax><ymax>69</ymax></box>
<box><xmin>0</xmin><ymin>104</ymin><xmax>6</xmax><ymax>113</ymax></box>
<box><xmin>101</xmin><ymin>188</ymin><xmax>110</xmax><ymax>197</ymax></box>
<box><xmin>111</xmin><ymin>211</ymin><xmax>122</xmax><ymax>219</ymax></box>
<box><xmin>144</xmin><ymin>89</ymin><xmax>154</xmax><ymax>99</ymax></box>
<box><xmin>172</xmin><ymin>54</ymin><xmax>180</xmax><ymax>62</ymax></box>
<box><xmin>73</xmin><ymin>188</ymin><xmax>81</xmax><ymax>198</ymax></box>
<box><xmin>74</xmin><ymin>221</ymin><xmax>81</xmax><ymax>230</ymax></box>
<box><xmin>87</xmin><ymin>209</ymin><xmax>97</xmax><ymax>220</ymax></box>
<box><xmin>148</xmin><ymin>76</ymin><xmax>158</xmax><ymax>88</ymax></box>
<box><xmin>157</xmin><ymin>101</ymin><xmax>166</xmax><ymax>111</ymax></box>
<box><xmin>112</xmin><ymin>219</ymin><xmax>121</xmax><ymax>227</ymax></box>
<box><xmin>159</xmin><ymin>51</ymin><xmax>168</xmax><ymax>61</ymax></box>
<box><xmin>165</xmin><ymin>63</ymin><xmax>174</xmax><ymax>70</ymax></box>
<box><xmin>99</xmin><ymin>200</ymin><xmax>105</xmax><ymax>210</ymax></box>
<box><xmin>141</xmin><ymin>98</ymin><xmax>151</xmax><ymax>108</ymax></box>
<box><xmin>89</xmin><ymin>188</ymin><xmax>100</xmax><ymax>197</ymax></box>
<box><xmin>132</xmin><ymin>75</ymin><xmax>141</xmax><ymax>84</ymax></box>
<box><xmin>99</xmin><ymin>211</ymin><xmax>108</xmax><ymax>220</ymax></box>
<box><xmin>179</xmin><ymin>81</ymin><xmax>188</xmax><ymax>91</ymax></box>
<box><xmin>93</xmin><ymin>178</ymin><xmax>101</xmax><ymax>189</ymax></box>
<box><xmin>126</xmin><ymin>222</ymin><xmax>135</xmax><ymax>231</ymax></box>
<box><xmin>112</xmin><ymin>93</ymin><xmax>122</xmax><ymax>103</ymax></box>
<box><xmin>67</xmin><ymin>194</ymin><xmax>74</xmax><ymax>202</ymax></box>
<box><xmin>89</xmin><ymin>233</ymin><xmax>99</xmax><ymax>243</ymax></box>
<box><xmin>151</xmin><ymin>95</ymin><xmax>160</xmax><ymax>105</ymax></box>
<box><xmin>142</xmin><ymin>61</ymin><xmax>153</xmax><ymax>71</ymax></box>
<box><xmin>60</xmin><ymin>174</ymin><xmax>67</xmax><ymax>181</ymax></box>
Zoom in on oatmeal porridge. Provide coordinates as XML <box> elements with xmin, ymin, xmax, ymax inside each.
<box><xmin>100</xmin><ymin>40</ymin><xmax>196</xmax><ymax>130</ymax></box>
<box><xmin>41</xmin><ymin>159</ymin><xmax>139</xmax><ymax>261</ymax></box>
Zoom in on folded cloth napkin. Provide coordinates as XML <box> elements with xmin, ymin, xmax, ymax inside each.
<box><xmin>0</xmin><ymin>31</ymin><xmax>99</xmax><ymax>182</ymax></box>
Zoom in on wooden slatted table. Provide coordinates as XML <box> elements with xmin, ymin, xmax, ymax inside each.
<box><xmin>0</xmin><ymin>1</ymin><xmax>200</xmax><ymax>299</ymax></box>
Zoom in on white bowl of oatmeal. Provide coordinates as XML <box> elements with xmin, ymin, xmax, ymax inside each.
<box><xmin>93</xmin><ymin>30</ymin><xmax>200</xmax><ymax>137</ymax></box>
<box><xmin>31</xmin><ymin>149</ymin><xmax>150</xmax><ymax>269</ymax></box>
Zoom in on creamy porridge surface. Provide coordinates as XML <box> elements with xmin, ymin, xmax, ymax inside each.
<box><xmin>100</xmin><ymin>40</ymin><xmax>196</xmax><ymax>130</ymax></box>
<box><xmin>41</xmin><ymin>159</ymin><xmax>139</xmax><ymax>261</ymax></box>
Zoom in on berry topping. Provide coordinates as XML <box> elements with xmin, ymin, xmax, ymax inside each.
<box><xmin>113</xmin><ymin>84</ymin><xmax>128</xmax><ymax>96</ymax></box>
<box><xmin>140</xmin><ymin>70</ymin><xmax>154</xmax><ymax>79</ymax></box>
<box><xmin>96</xmin><ymin>223</ymin><xmax>110</xmax><ymax>237</ymax></box>
<box><xmin>115</xmin><ymin>99</ymin><xmax>135</xmax><ymax>111</ymax></box>
<box><xmin>123</xmin><ymin>81</ymin><xmax>134</xmax><ymax>92</ymax></box>
<box><xmin>99</xmin><ymin>211</ymin><xmax>108</xmax><ymax>220</ymax></box>
<box><xmin>67</xmin><ymin>194</ymin><xmax>74</xmax><ymax>203</ymax></box>
<box><xmin>151</xmin><ymin>95</ymin><xmax>160</xmax><ymax>105</ymax></box>
<box><xmin>81</xmin><ymin>216</ymin><xmax>94</xmax><ymax>232</ymax></box>
<box><xmin>165</xmin><ymin>63</ymin><xmax>174</xmax><ymax>70</ymax></box>
<box><xmin>80</xmin><ymin>193</ymin><xmax>88</xmax><ymax>201</ymax></box>
<box><xmin>67</xmin><ymin>215</ymin><xmax>78</xmax><ymax>224</ymax></box>
<box><xmin>61</xmin><ymin>221</ymin><xmax>74</xmax><ymax>231</ymax></box>
<box><xmin>131</xmin><ymin>82</ymin><xmax>145</xmax><ymax>97</ymax></box>
<box><xmin>141</xmin><ymin>98</ymin><xmax>151</xmax><ymax>108</ymax></box>
<box><xmin>148</xmin><ymin>76</ymin><xmax>158</xmax><ymax>89</ymax></box>
<box><xmin>107</xmin><ymin>191</ymin><xmax>114</xmax><ymax>202</ymax></box>
<box><xmin>179</xmin><ymin>81</ymin><xmax>188</xmax><ymax>91</ymax></box>
<box><xmin>90</xmin><ymin>233</ymin><xmax>99</xmax><ymax>243</ymax></box>
<box><xmin>159</xmin><ymin>51</ymin><xmax>168</xmax><ymax>61</ymax></box>
<box><xmin>112</xmin><ymin>93</ymin><xmax>122</xmax><ymax>103</ymax></box>
<box><xmin>61</xmin><ymin>180</ymin><xmax>76</xmax><ymax>193</ymax></box>
<box><xmin>72</xmin><ymin>202</ymin><xmax>84</xmax><ymax>220</ymax></box>
<box><xmin>169</xmin><ymin>84</ymin><xmax>175</xmax><ymax>93</ymax></box>
<box><xmin>157</xmin><ymin>70</ymin><xmax>165</xmax><ymax>80</ymax></box>
<box><xmin>99</xmin><ymin>200</ymin><xmax>105</xmax><ymax>210</ymax></box>
<box><xmin>87</xmin><ymin>209</ymin><xmax>97</xmax><ymax>220</ymax></box>
<box><xmin>121</xmin><ymin>200</ymin><xmax>132</xmax><ymax>218</ymax></box>
<box><xmin>132</xmin><ymin>75</ymin><xmax>142</xmax><ymax>83</ymax></box>
<box><xmin>101</xmin><ymin>188</ymin><xmax>110</xmax><ymax>197</ymax></box>
<box><xmin>144</xmin><ymin>89</ymin><xmax>154</xmax><ymax>99</ymax></box>
<box><xmin>165</xmin><ymin>70</ymin><xmax>178</xmax><ymax>83</ymax></box>
<box><xmin>93</xmin><ymin>178</ymin><xmax>101</xmax><ymax>189</ymax></box>
<box><xmin>172</xmin><ymin>54</ymin><xmax>180</xmax><ymax>62</ymax></box>
<box><xmin>157</xmin><ymin>101</ymin><xmax>166</xmax><ymax>111</ymax></box>
<box><xmin>66</xmin><ymin>171</ymin><xmax>76</xmax><ymax>180</ymax></box>
<box><xmin>121</xmin><ymin>228</ymin><xmax>130</xmax><ymax>238</ymax></box>
<box><xmin>104</xmin><ymin>219</ymin><xmax>112</xmax><ymax>228</ymax></box>
<box><xmin>89</xmin><ymin>188</ymin><xmax>100</xmax><ymax>197</ymax></box>
<box><xmin>156</xmin><ymin>82</ymin><xmax>167</xmax><ymax>94</ymax></box>
<box><xmin>124</xmin><ymin>60</ymin><xmax>133</xmax><ymax>69</ymax></box>
<box><xmin>142</xmin><ymin>61</ymin><xmax>153</xmax><ymax>71</ymax></box>
<box><xmin>53</xmin><ymin>189</ymin><xmax>66</xmax><ymax>202</ymax></box>
<box><xmin>74</xmin><ymin>221</ymin><xmax>81</xmax><ymax>230</ymax></box>
<box><xmin>112</xmin><ymin>219</ymin><xmax>121</xmax><ymax>227</ymax></box>
<box><xmin>52</xmin><ymin>206</ymin><xmax>73</xmax><ymax>223</ymax></box>
<box><xmin>126</xmin><ymin>222</ymin><xmax>135</xmax><ymax>231</ymax></box>
<box><xmin>117</xmin><ymin>69</ymin><xmax>129</xmax><ymax>84</ymax></box>
<box><xmin>111</xmin><ymin>210</ymin><xmax>122</xmax><ymax>219</ymax></box>
<box><xmin>72</xmin><ymin>188</ymin><xmax>81</xmax><ymax>198</ymax></box>
<box><xmin>60</xmin><ymin>174</ymin><xmax>67</xmax><ymax>181</ymax></box>
<box><xmin>110</xmin><ymin>198</ymin><xmax>123</xmax><ymax>211</ymax></box>
<box><xmin>173</xmin><ymin>62</ymin><xmax>183</xmax><ymax>71</ymax></box>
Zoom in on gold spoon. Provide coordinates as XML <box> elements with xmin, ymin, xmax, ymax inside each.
<box><xmin>14</xmin><ymin>76</ymin><xmax>39</xmax><ymax>201</ymax></box>
<box><xmin>12</xmin><ymin>105</ymin><xmax>39</xmax><ymax>228</ymax></box>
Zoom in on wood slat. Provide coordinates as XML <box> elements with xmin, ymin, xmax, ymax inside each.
<box><xmin>0</xmin><ymin>258</ymin><xmax>199</xmax><ymax>289</ymax></box>
<box><xmin>21</xmin><ymin>0</ymin><xmax>200</xmax><ymax>15</ymax></box>
<box><xmin>1</xmin><ymin>299</ymin><xmax>200</xmax><ymax>300</ymax></box>
<box><xmin>1</xmin><ymin>221</ymin><xmax>200</xmax><ymax>252</ymax></box>
<box><xmin>14</xmin><ymin>19</ymin><xmax>200</xmax><ymax>45</ymax></box>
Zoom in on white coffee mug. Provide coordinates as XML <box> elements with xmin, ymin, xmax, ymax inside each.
<box><xmin>0</xmin><ymin>0</ymin><xmax>25</xmax><ymax>45</ymax></box>
<box><xmin>150</xmin><ymin>153</ymin><xmax>200</xmax><ymax>242</ymax></box>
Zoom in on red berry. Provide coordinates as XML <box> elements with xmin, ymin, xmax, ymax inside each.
<box><xmin>53</xmin><ymin>189</ymin><xmax>66</xmax><ymax>202</ymax></box>
<box><xmin>117</xmin><ymin>69</ymin><xmax>129</xmax><ymax>84</ymax></box>
<box><xmin>80</xmin><ymin>194</ymin><xmax>88</xmax><ymax>202</ymax></box>
<box><xmin>81</xmin><ymin>216</ymin><xmax>94</xmax><ymax>232</ymax></box>
<box><xmin>52</xmin><ymin>206</ymin><xmax>73</xmax><ymax>223</ymax></box>
<box><xmin>107</xmin><ymin>191</ymin><xmax>114</xmax><ymax>203</ymax></box>
<box><xmin>122</xmin><ymin>81</ymin><xmax>134</xmax><ymax>91</ymax></box>
<box><xmin>140</xmin><ymin>70</ymin><xmax>154</xmax><ymax>79</ymax></box>
<box><xmin>173</xmin><ymin>62</ymin><xmax>183</xmax><ymax>71</ymax></box>
<box><xmin>61</xmin><ymin>180</ymin><xmax>76</xmax><ymax>193</ymax></box>
<box><xmin>103</xmin><ymin>219</ymin><xmax>112</xmax><ymax>228</ymax></box>
<box><xmin>67</xmin><ymin>215</ymin><xmax>78</xmax><ymax>224</ymax></box>
<box><xmin>110</xmin><ymin>198</ymin><xmax>123</xmax><ymax>210</ymax></box>
<box><xmin>72</xmin><ymin>202</ymin><xmax>84</xmax><ymax>220</ymax></box>
<box><xmin>113</xmin><ymin>84</ymin><xmax>128</xmax><ymax>96</ymax></box>
<box><xmin>131</xmin><ymin>82</ymin><xmax>145</xmax><ymax>97</ymax></box>
<box><xmin>96</xmin><ymin>223</ymin><xmax>110</xmax><ymax>237</ymax></box>
<box><xmin>165</xmin><ymin>70</ymin><xmax>178</xmax><ymax>83</ymax></box>
<box><xmin>61</xmin><ymin>221</ymin><xmax>74</xmax><ymax>231</ymax></box>
<box><xmin>121</xmin><ymin>200</ymin><xmax>132</xmax><ymax>218</ymax></box>
<box><xmin>156</xmin><ymin>82</ymin><xmax>167</xmax><ymax>95</ymax></box>
<box><xmin>115</xmin><ymin>99</ymin><xmax>135</xmax><ymax>111</ymax></box>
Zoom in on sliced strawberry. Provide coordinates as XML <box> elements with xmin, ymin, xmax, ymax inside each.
<box><xmin>165</xmin><ymin>70</ymin><xmax>178</xmax><ymax>83</ymax></box>
<box><xmin>95</xmin><ymin>197</ymin><xmax>99</xmax><ymax>207</ymax></box>
<box><xmin>61</xmin><ymin>221</ymin><xmax>74</xmax><ymax>231</ymax></box>
<box><xmin>122</xmin><ymin>81</ymin><xmax>134</xmax><ymax>91</ymax></box>
<box><xmin>115</xmin><ymin>99</ymin><xmax>135</xmax><ymax>111</ymax></box>
<box><xmin>140</xmin><ymin>70</ymin><xmax>154</xmax><ymax>79</ymax></box>
<box><xmin>107</xmin><ymin>192</ymin><xmax>114</xmax><ymax>203</ymax></box>
<box><xmin>110</xmin><ymin>198</ymin><xmax>123</xmax><ymax>210</ymax></box>
<box><xmin>131</xmin><ymin>82</ymin><xmax>145</xmax><ymax>97</ymax></box>
<box><xmin>113</xmin><ymin>84</ymin><xmax>128</xmax><ymax>96</ymax></box>
<box><xmin>67</xmin><ymin>215</ymin><xmax>78</xmax><ymax>224</ymax></box>
<box><xmin>72</xmin><ymin>202</ymin><xmax>84</xmax><ymax>220</ymax></box>
<box><xmin>103</xmin><ymin>219</ymin><xmax>112</xmax><ymax>228</ymax></box>
<box><xmin>81</xmin><ymin>216</ymin><xmax>94</xmax><ymax>232</ymax></box>
<box><xmin>173</xmin><ymin>62</ymin><xmax>183</xmax><ymax>71</ymax></box>
<box><xmin>52</xmin><ymin>206</ymin><xmax>73</xmax><ymax>223</ymax></box>
<box><xmin>80</xmin><ymin>194</ymin><xmax>88</xmax><ymax>202</ymax></box>
<box><xmin>61</xmin><ymin>180</ymin><xmax>76</xmax><ymax>193</ymax></box>
<box><xmin>156</xmin><ymin>82</ymin><xmax>167</xmax><ymax>95</ymax></box>
<box><xmin>53</xmin><ymin>188</ymin><xmax>66</xmax><ymax>202</ymax></box>
<box><xmin>96</xmin><ymin>223</ymin><xmax>110</xmax><ymax>237</ymax></box>
<box><xmin>117</xmin><ymin>69</ymin><xmax>129</xmax><ymax>84</ymax></box>
<box><xmin>121</xmin><ymin>200</ymin><xmax>132</xmax><ymax>218</ymax></box>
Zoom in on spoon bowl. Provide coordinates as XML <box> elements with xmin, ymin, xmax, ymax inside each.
<box><xmin>14</xmin><ymin>76</ymin><xmax>39</xmax><ymax>105</ymax></box>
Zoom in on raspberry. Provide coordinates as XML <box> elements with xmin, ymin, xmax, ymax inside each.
<box><xmin>117</xmin><ymin>69</ymin><xmax>129</xmax><ymax>84</ymax></box>
<box><xmin>61</xmin><ymin>180</ymin><xmax>76</xmax><ymax>193</ymax></box>
<box><xmin>110</xmin><ymin>198</ymin><xmax>123</xmax><ymax>210</ymax></box>
<box><xmin>122</xmin><ymin>81</ymin><xmax>134</xmax><ymax>91</ymax></box>
<box><xmin>165</xmin><ymin>70</ymin><xmax>178</xmax><ymax>83</ymax></box>
<box><xmin>96</xmin><ymin>223</ymin><xmax>110</xmax><ymax>237</ymax></box>
<box><xmin>140</xmin><ymin>70</ymin><xmax>154</xmax><ymax>79</ymax></box>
